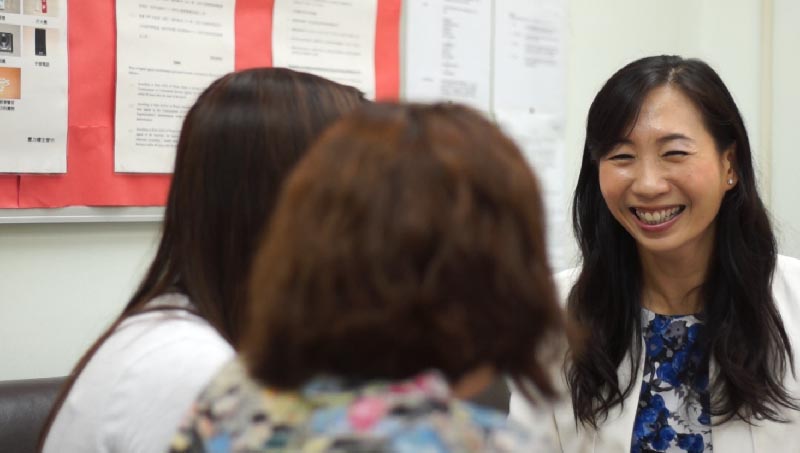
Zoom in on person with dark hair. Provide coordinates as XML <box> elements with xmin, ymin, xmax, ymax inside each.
<box><xmin>169</xmin><ymin>102</ymin><xmax>567</xmax><ymax>452</ymax></box>
<box><xmin>41</xmin><ymin>68</ymin><xmax>365</xmax><ymax>453</ymax></box>
<box><xmin>510</xmin><ymin>55</ymin><xmax>800</xmax><ymax>452</ymax></box>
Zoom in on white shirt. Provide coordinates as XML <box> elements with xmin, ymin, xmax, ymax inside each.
<box><xmin>510</xmin><ymin>255</ymin><xmax>800</xmax><ymax>453</ymax></box>
<box><xmin>44</xmin><ymin>293</ymin><xmax>234</xmax><ymax>453</ymax></box>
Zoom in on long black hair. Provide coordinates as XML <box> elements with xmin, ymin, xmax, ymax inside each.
<box><xmin>39</xmin><ymin>68</ymin><xmax>365</xmax><ymax>449</ymax></box>
<box><xmin>568</xmin><ymin>55</ymin><xmax>797</xmax><ymax>427</ymax></box>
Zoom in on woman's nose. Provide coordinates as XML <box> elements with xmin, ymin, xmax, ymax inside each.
<box><xmin>631</xmin><ymin>162</ymin><xmax>670</xmax><ymax>198</ymax></box>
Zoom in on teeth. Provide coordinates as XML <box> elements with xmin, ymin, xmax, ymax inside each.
<box><xmin>635</xmin><ymin>207</ymin><xmax>681</xmax><ymax>225</ymax></box>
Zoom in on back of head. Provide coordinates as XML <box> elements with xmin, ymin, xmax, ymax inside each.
<box><xmin>133</xmin><ymin>68</ymin><xmax>366</xmax><ymax>346</ymax></box>
<box><xmin>244</xmin><ymin>102</ymin><xmax>564</xmax><ymax>398</ymax></box>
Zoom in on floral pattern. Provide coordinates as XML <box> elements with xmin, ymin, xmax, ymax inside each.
<box><xmin>631</xmin><ymin>309</ymin><xmax>711</xmax><ymax>453</ymax></box>
<box><xmin>170</xmin><ymin>359</ymin><xmax>546</xmax><ymax>452</ymax></box>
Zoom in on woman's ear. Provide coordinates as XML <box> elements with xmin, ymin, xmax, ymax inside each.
<box><xmin>723</xmin><ymin>145</ymin><xmax>737</xmax><ymax>189</ymax></box>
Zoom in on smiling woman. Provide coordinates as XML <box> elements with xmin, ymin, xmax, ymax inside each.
<box><xmin>510</xmin><ymin>55</ymin><xmax>800</xmax><ymax>453</ymax></box>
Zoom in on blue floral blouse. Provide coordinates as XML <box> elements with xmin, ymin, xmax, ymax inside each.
<box><xmin>631</xmin><ymin>309</ymin><xmax>711</xmax><ymax>453</ymax></box>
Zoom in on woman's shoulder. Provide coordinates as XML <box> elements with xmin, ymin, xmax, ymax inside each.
<box><xmin>773</xmin><ymin>255</ymin><xmax>800</xmax><ymax>322</ymax></box>
<box><xmin>101</xmin><ymin>294</ymin><xmax>233</xmax><ymax>431</ymax></box>
<box><xmin>776</xmin><ymin>254</ymin><xmax>800</xmax><ymax>278</ymax></box>
<box><xmin>47</xmin><ymin>294</ymin><xmax>234</xmax><ymax>452</ymax></box>
<box><xmin>553</xmin><ymin>266</ymin><xmax>580</xmax><ymax>306</ymax></box>
<box><xmin>74</xmin><ymin>293</ymin><xmax>232</xmax><ymax>395</ymax></box>
<box><xmin>774</xmin><ymin>255</ymin><xmax>800</xmax><ymax>298</ymax></box>
<box><xmin>110</xmin><ymin>293</ymin><xmax>232</xmax><ymax>361</ymax></box>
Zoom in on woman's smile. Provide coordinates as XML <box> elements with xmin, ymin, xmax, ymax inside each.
<box><xmin>630</xmin><ymin>205</ymin><xmax>685</xmax><ymax>232</ymax></box>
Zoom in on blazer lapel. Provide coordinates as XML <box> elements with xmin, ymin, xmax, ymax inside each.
<box><xmin>552</xmin><ymin>347</ymin><xmax>644</xmax><ymax>453</ymax></box>
<box><xmin>592</xmin><ymin>346</ymin><xmax>644</xmax><ymax>453</ymax></box>
<box><xmin>708</xmin><ymin>360</ymin><xmax>756</xmax><ymax>453</ymax></box>
<box><xmin>710</xmin><ymin>416</ymin><xmax>754</xmax><ymax>453</ymax></box>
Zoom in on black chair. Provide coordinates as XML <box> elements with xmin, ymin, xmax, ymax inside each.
<box><xmin>0</xmin><ymin>377</ymin><xmax>65</xmax><ymax>453</ymax></box>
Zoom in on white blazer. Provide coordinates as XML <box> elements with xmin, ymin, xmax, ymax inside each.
<box><xmin>510</xmin><ymin>255</ymin><xmax>800</xmax><ymax>453</ymax></box>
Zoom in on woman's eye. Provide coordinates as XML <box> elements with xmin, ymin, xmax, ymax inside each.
<box><xmin>664</xmin><ymin>150</ymin><xmax>689</xmax><ymax>157</ymax></box>
<box><xmin>608</xmin><ymin>154</ymin><xmax>634</xmax><ymax>161</ymax></box>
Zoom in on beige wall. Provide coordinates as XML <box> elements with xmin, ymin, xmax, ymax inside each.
<box><xmin>0</xmin><ymin>223</ymin><xmax>158</xmax><ymax>379</ymax></box>
<box><xmin>0</xmin><ymin>0</ymin><xmax>22</xmax><ymax>14</ymax></box>
<box><xmin>771</xmin><ymin>0</ymin><xmax>800</xmax><ymax>258</ymax></box>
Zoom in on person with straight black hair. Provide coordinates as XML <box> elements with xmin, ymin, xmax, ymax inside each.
<box><xmin>510</xmin><ymin>55</ymin><xmax>800</xmax><ymax>452</ymax></box>
<box><xmin>40</xmin><ymin>68</ymin><xmax>365</xmax><ymax>453</ymax></box>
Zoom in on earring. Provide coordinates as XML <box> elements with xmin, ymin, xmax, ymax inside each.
<box><xmin>727</xmin><ymin>178</ymin><xmax>734</xmax><ymax>185</ymax></box>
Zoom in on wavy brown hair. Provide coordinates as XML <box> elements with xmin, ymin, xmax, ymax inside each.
<box><xmin>40</xmin><ymin>68</ymin><xmax>365</xmax><ymax>449</ymax></box>
<box><xmin>243</xmin><ymin>102</ymin><xmax>565</xmax><ymax>401</ymax></box>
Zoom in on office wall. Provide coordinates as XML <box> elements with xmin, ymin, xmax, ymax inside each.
<box><xmin>0</xmin><ymin>223</ymin><xmax>159</xmax><ymax>379</ymax></box>
<box><xmin>1</xmin><ymin>1</ymin><xmax>796</xmax><ymax>380</ymax></box>
<box><xmin>771</xmin><ymin>0</ymin><xmax>800</xmax><ymax>258</ymax></box>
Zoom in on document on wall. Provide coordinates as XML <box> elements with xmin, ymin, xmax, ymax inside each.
<box><xmin>272</xmin><ymin>0</ymin><xmax>378</xmax><ymax>99</ymax></box>
<box><xmin>404</xmin><ymin>0</ymin><xmax>491</xmax><ymax>113</ymax></box>
<box><xmin>0</xmin><ymin>0</ymin><xmax>68</xmax><ymax>173</ymax></box>
<box><xmin>114</xmin><ymin>0</ymin><xmax>235</xmax><ymax>173</ymax></box>
<box><xmin>495</xmin><ymin>110</ymin><xmax>568</xmax><ymax>270</ymax></box>
<box><xmin>492</xmin><ymin>0</ymin><xmax>566</xmax><ymax>116</ymax></box>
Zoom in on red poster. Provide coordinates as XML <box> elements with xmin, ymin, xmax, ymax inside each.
<box><xmin>376</xmin><ymin>0</ymin><xmax>401</xmax><ymax>101</ymax></box>
<box><xmin>0</xmin><ymin>176</ymin><xmax>18</xmax><ymax>208</ymax></box>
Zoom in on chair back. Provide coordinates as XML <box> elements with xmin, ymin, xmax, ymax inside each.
<box><xmin>0</xmin><ymin>377</ymin><xmax>65</xmax><ymax>453</ymax></box>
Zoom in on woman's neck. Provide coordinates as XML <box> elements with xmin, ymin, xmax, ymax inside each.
<box><xmin>452</xmin><ymin>366</ymin><xmax>495</xmax><ymax>399</ymax></box>
<box><xmin>639</xmin><ymin>247</ymin><xmax>712</xmax><ymax>316</ymax></box>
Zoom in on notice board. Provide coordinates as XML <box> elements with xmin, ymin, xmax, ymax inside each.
<box><xmin>0</xmin><ymin>0</ymin><xmax>401</xmax><ymax>217</ymax></box>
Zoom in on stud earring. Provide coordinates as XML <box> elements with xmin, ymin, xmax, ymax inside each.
<box><xmin>727</xmin><ymin>178</ymin><xmax>734</xmax><ymax>185</ymax></box>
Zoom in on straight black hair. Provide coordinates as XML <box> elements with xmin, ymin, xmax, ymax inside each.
<box><xmin>39</xmin><ymin>68</ymin><xmax>365</xmax><ymax>449</ymax></box>
<box><xmin>568</xmin><ymin>55</ymin><xmax>797</xmax><ymax>427</ymax></box>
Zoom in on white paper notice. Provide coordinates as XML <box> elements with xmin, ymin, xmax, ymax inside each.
<box><xmin>493</xmin><ymin>0</ymin><xmax>568</xmax><ymax>269</ymax></box>
<box><xmin>495</xmin><ymin>110</ymin><xmax>568</xmax><ymax>270</ymax></box>
<box><xmin>404</xmin><ymin>0</ymin><xmax>491</xmax><ymax>113</ymax></box>
<box><xmin>493</xmin><ymin>0</ymin><xmax>566</xmax><ymax>116</ymax></box>
<box><xmin>0</xmin><ymin>0</ymin><xmax>68</xmax><ymax>173</ymax></box>
<box><xmin>115</xmin><ymin>0</ymin><xmax>235</xmax><ymax>173</ymax></box>
<box><xmin>272</xmin><ymin>0</ymin><xmax>377</xmax><ymax>99</ymax></box>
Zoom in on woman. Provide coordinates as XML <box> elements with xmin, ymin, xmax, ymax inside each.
<box><xmin>169</xmin><ymin>102</ymin><xmax>568</xmax><ymax>452</ymax></box>
<box><xmin>41</xmin><ymin>68</ymin><xmax>365</xmax><ymax>453</ymax></box>
<box><xmin>510</xmin><ymin>55</ymin><xmax>800</xmax><ymax>452</ymax></box>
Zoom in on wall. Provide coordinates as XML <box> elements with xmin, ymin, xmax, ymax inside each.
<box><xmin>1</xmin><ymin>0</ymin><xmax>797</xmax><ymax>380</ymax></box>
<box><xmin>771</xmin><ymin>0</ymin><xmax>800</xmax><ymax>258</ymax></box>
<box><xmin>0</xmin><ymin>223</ymin><xmax>159</xmax><ymax>379</ymax></box>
